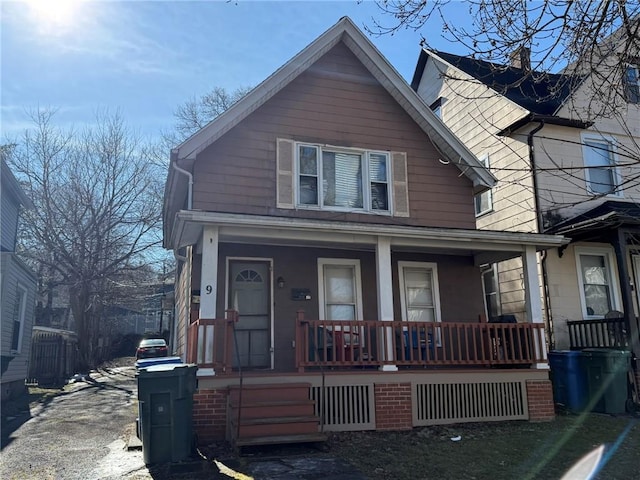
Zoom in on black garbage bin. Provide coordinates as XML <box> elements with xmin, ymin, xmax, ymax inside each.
<box><xmin>581</xmin><ymin>349</ymin><xmax>630</xmax><ymax>414</ymax></box>
<box><xmin>137</xmin><ymin>363</ymin><xmax>197</xmax><ymax>465</ymax></box>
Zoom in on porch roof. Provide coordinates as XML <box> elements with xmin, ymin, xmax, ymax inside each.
<box><xmin>548</xmin><ymin>200</ymin><xmax>640</xmax><ymax>238</ymax></box>
<box><xmin>172</xmin><ymin>210</ymin><xmax>567</xmax><ymax>264</ymax></box>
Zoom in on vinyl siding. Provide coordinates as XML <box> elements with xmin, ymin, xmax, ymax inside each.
<box><xmin>191</xmin><ymin>43</ymin><xmax>477</xmax><ymax>230</ymax></box>
<box><xmin>1</xmin><ymin>253</ymin><xmax>37</xmax><ymax>386</ymax></box>
<box><xmin>173</xmin><ymin>247</ymin><xmax>192</xmax><ymax>358</ymax></box>
<box><xmin>1</xmin><ymin>193</ymin><xmax>19</xmax><ymax>252</ymax></box>
<box><xmin>416</xmin><ymin>57</ymin><xmax>538</xmax><ymax>233</ymax></box>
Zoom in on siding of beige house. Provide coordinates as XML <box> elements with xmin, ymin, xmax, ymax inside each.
<box><xmin>416</xmin><ymin>56</ymin><xmax>543</xmax><ymax>322</ymax></box>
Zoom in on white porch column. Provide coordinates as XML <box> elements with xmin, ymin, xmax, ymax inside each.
<box><xmin>522</xmin><ymin>245</ymin><xmax>548</xmax><ymax>369</ymax></box>
<box><xmin>376</xmin><ymin>236</ymin><xmax>397</xmax><ymax>371</ymax></box>
<box><xmin>198</xmin><ymin>226</ymin><xmax>219</xmax><ymax>376</ymax></box>
<box><xmin>199</xmin><ymin>225</ymin><xmax>219</xmax><ymax>319</ymax></box>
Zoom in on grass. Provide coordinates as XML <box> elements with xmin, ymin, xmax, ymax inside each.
<box><xmin>326</xmin><ymin>413</ymin><xmax>640</xmax><ymax>480</ymax></box>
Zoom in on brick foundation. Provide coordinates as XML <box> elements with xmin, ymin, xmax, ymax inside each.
<box><xmin>526</xmin><ymin>379</ymin><xmax>555</xmax><ymax>422</ymax></box>
<box><xmin>193</xmin><ymin>389</ymin><xmax>227</xmax><ymax>444</ymax></box>
<box><xmin>374</xmin><ymin>382</ymin><xmax>412</xmax><ymax>430</ymax></box>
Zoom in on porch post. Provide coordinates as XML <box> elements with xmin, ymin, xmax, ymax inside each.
<box><xmin>376</xmin><ymin>236</ymin><xmax>397</xmax><ymax>371</ymax></box>
<box><xmin>612</xmin><ymin>229</ymin><xmax>640</xmax><ymax>371</ymax></box>
<box><xmin>199</xmin><ymin>225</ymin><xmax>219</xmax><ymax>376</ymax></box>
<box><xmin>522</xmin><ymin>245</ymin><xmax>548</xmax><ymax>369</ymax></box>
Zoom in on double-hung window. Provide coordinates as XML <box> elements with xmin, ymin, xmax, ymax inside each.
<box><xmin>582</xmin><ymin>137</ymin><xmax>620</xmax><ymax>196</ymax></box>
<box><xmin>11</xmin><ymin>284</ymin><xmax>28</xmax><ymax>352</ymax></box>
<box><xmin>297</xmin><ymin>144</ymin><xmax>390</xmax><ymax>213</ymax></box>
<box><xmin>575</xmin><ymin>248</ymin><xmax>619</xmax><ymax>318</ymax></box>
<box><xmin>624</xmin><ymin>64</ymin><xmax>640</xmax><ymax>104</ymax></box>
<box><xmin>481</xmin><ymin>264</ymin><xmax>501</xmax><ymax>320</ymax></box>
<box><xmin>474</xmin><ymin>154</ymin><xmax>492</xmax><ymax>216</ymax></box>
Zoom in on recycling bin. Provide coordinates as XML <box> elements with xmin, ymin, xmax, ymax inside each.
<box><xmin>581</xmin><ymin>349</ymin><xmax>630</xmax><ymax>414</ymax></box>
<box><xmin>137</xmin><ymin>363</ymin><xmax>197</xmax><ymax>465</ymax></box>
<box><xmin>548</xmin><ymin>350</ymin><xmax>588</xmax><ymax>412</ymax></box>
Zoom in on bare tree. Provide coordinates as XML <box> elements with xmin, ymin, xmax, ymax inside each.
<box><xmin>8</xmin><ymin>109</ymin><xmax>164</xmax><ymax>370</ymax></box>
<box><xmin>370</xmin><ymin>1</ymin><xmax>640</xmax><ymax>217</ymax></box>
<box><xmin>370</xmin><ymin>1</ymin><xmax>639</xmax><ymax>74</ymax></box>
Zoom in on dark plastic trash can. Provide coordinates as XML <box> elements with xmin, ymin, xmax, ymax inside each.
<box><xmin>137</xmin><ymin>363</ymin><xmax>197</xmax><ymax>465</ymax></box>
<box><xmin>581</xmin><ymin>349</ymin><xmax>630</xmax><ymax>414</ymax></box>
<box><xmin>548</xmin><ymin>350</ymin><xmax>588</xmax><ymax>412</ymax></box>
<box><xmin>135</xmin><ymin>356</ymin><xmax>183</xmax><ymax>370</ymax></box>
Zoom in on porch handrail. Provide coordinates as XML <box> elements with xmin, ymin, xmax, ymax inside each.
<box><xmin>567</xmin><ymin>316</ymin><xmax>630</xmax><ymax>350</ymax></box>
<box><xmin>296</xmin><ymin>316</ymin><xmax>547</xmax><ymax>371</ymax></box>
<box><xmin>187</xmin><ymin>310</ymin><xmax>238</xmax><ymax>373</ymax></box>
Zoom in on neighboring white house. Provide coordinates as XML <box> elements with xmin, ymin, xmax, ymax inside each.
<box><xmin>1</xmin><ymin>158</ymin><xmax>37</xmax><ymax>400</ymax></box>
<box><xmin>411</xmin><ymin>26</ymin><xmax>640</xmax><ymax>369</ymax></box>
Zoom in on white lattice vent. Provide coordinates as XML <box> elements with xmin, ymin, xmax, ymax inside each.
<box><xmin>311</xmin><ymin>384</ymin><xmax>375</xmax><ymax>432</ymax></box>
<box><xmin>415</xmin><ymin>381</ymin><xmax>527</xmax><ymax>425</ymax></box>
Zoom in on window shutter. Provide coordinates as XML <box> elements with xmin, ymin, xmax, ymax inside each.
<box><xmin>277</xmin><ymin>138</ymin><xmax>295</xmax><ymax>209</ymax></box>
<box><xmin>392</xmin><ymin>151</ymin><xmax>409</xmax><ymax>217</ymax></box>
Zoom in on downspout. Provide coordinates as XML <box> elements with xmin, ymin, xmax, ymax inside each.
<box><xmin>528</xmin><ymin>120</ymin><xmax>555</xmax><ymax>348</ymax></box>
<box><xmin>171</xmin><ymin>158</ymin><xmax>193</xmax><ymax>210</ymax></box>
<box><xmin>170</xmin><ymin>153</ymin><xmax>193</xmax><ymax>360</ymax></box>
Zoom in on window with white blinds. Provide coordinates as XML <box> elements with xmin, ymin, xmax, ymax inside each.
<box><xmin>297</xmin><ymin>143</ymin><xmax>390</xmax><ymax>213</ymax></box>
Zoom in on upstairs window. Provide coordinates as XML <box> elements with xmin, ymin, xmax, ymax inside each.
<box><xmin>429</xmin><ymin>97</ymin><xmax>445</xmax><ymax>118</ymax></box>
<box><xmin>474</xmin><ymin>154</ymin><xmax>493</xmax><ymax>216</ymax></box>
<box><xmin>582</xmin><ymin>137</ymin><xmax>620</xmax><ymax>196</ymax></box>
<box><xmin>624</xmin><ymin>64</ymin><xmax>640</xmax><ymax>104</ymax></box>
<box><xmin>297</xmin><ymin>144</ymin><xmax>390</xmax><ymax>213</ymax></box>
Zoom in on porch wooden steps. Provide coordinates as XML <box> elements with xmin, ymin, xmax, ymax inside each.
<box><xmin>228</xmin><ymin>383</ymin><xmax>327</xmax><ymax>448</ymax></box>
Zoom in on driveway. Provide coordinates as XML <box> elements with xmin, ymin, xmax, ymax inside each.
<box><xmin>1</xmin><ymin>364</ymin><xmax>367</xmax><ymax>480</ymax></box>
<box><xmin>0</xmin><ymin>366</ymin><xmax>150</xmax><ymax>480</ymax></box>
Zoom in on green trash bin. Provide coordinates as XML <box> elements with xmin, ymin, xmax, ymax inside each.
<box><xmin>137</xmin><ymin>363</ymin><xmax>197</xmax><ymax>465</ymax></box>
<box><xmin>581</xmin><ymin>349</ymin><xmax>630</xmax><ymax>414</ymax></box>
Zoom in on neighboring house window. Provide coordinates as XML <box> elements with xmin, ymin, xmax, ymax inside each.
<box><xmin>481</xmin><ymin>264</ymin><xmax>501</xmax><ymax>320</ymax></box>
<box><xmin>297</xmin><ymin>144</ymin><xmax>390</xmax><ymax>213</ymax></box>
<box><xmin>11</xmin><ymin>284</ymin><xmax>28</xmax><ymax>352</ymax></box>
<box><xmin>582</xmin><ymin>137</ymin><xmax>620</xmax><ymax>196</ymax></box>
<box><xmin>429</xmin><ymin>97</ymin><xmax>445</xmax><ymax>118</ymax></box>
<box><xmin>317</xmin><ymin>258</ymin><xmax>363</xmax><ymax>321</ymax></box>
<box><xmin>474</xmin><ymin>154</ymin><xmax>493</xmax><ymax>216</ymax></box>
<box><xmin>624</xmin><ymin>64</ymin><xmax>640</xmax><ymax>104</ymax></box>
<box><xmin>575</xmin><ymin>248</ymin><xmax>619</xmax><ymax>318</ymax></box>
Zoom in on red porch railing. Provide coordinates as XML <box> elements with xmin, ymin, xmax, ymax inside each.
<box><xmin>187</xmin><ymin>310</ymin><xmax>238</xmax><ymax>374</ymax></box>
<box><xmin>187</xmin><ymin>310</ymin><xmax>547</xmax><ymax>374</ymax></box>
<box><xmin>295</xmin><ymin>312</ymin><xmax>547</xmax><ymax>372</ymax></box>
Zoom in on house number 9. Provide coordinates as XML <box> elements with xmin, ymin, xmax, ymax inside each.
<box><xmin>205</xmin><ymin>285</ymin><xmax>213</xmax><ymax>294</ymax></box>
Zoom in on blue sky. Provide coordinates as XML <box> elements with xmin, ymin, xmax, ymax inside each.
<box><xmin>1</xmin><ymin>1</ymin><xmax>471</xmax><ymax>143</ymax></box>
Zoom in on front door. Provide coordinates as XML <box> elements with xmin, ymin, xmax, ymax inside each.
<box><xmin>229</xmin><ymin>261</ymin><xmax>271</xmax><ymax>369</ymax></box>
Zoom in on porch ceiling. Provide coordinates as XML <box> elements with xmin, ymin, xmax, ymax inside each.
<box><xmin>172</xmin><ymin>211</ymin><xmax>568</xmax><ymax>264</ymax></box>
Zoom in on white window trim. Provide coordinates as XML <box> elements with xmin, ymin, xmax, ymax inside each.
<box><xmin>11</xmin><ymin>283</ymin><xmax>28</xmax><ymax>354</ymax></box>
<box><xmin>623</xmin><ymin>63</ymin><xmax>640</xmax><ymax>104</ymax></box>
<box><xmin>295</xmin><ymin>142</ymin><xmax>393</xmax><ymax>215</ymax></box>
<box><xmin>474</xmin><ymin>154</ymin><xmax>493</xmax><ymax>217</ymax></box>
<box><xmin>317</xmin><ymin>258</ymin><xmax>363</xmax><ymax>322</ymax></box>
<box><xmin>481</xmin><ymin>263</ymin><xmax>501</xmax><ymax>320</ymax></box>
<box><xmin>398</xmin><ymin>261</ymin><xmax>442</xmax><ymax>346</ymax></box>
<box><xmin>581</xmin><ymin>134</ymin><xmax>623</xmax><ymax>198</ymax></box>
<box><xmin>574</xmin><ymin>246</ymin><xmax>621</xmax><ymax>319</ymax></box>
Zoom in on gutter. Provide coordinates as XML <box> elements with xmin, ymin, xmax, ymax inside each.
<box><xmin>498</xmin><ymin>114</ymin><xmax>592</xmax><ymax>137</ymax></box>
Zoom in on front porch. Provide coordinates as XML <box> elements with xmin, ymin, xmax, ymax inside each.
<box><xmin>188</xmin><ymin>311</ymin><xmax>554</xmax><ymax>445</ymax></box>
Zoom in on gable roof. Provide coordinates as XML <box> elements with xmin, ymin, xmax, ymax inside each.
<box><xmin>1</xmin><ymin>159</ymin><xmax>32</xmax><ymax>209</ymax></box>
<box><xmin>166</xmin><ymin>17</ymin><xmax>495</xmax><ymax>204</ymax></box>
<box><xmin>411</xmin><ymin>49</ymin><xmax>592</xmax><ymax>134</ymax></box>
